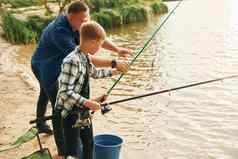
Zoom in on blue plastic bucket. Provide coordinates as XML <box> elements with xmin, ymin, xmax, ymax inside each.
<box><xmin>94</xmin><ymin>134</ymin><xmax>123</xmax><ymax>159</ymax></box>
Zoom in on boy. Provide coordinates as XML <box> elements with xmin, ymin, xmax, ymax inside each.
<box><xmin>54</xmin><ymin>21</ymin><xmax>128</xmax><ymax>159</ymax></box>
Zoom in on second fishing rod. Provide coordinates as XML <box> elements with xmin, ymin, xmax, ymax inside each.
<box><xmin>29</xmin><ymin>74</ymin><xmax>238</xmax><ymax>124</ymax></box>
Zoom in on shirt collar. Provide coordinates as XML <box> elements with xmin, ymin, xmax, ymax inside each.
<box><xmin>76</xmin><ymin>46</ymin><xmax>89</xmax><ymax>63</ymax></box>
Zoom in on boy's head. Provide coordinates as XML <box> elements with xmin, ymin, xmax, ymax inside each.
<box><xmin>80</xmin><ymin>21</ymin><xmax>106</xmax><ymax>55</ymax></box>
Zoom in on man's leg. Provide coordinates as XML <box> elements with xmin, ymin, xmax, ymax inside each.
<box><xmin>47</xmin><ymin>81</ymin><xmax>58</xmax><ymax>109</ymax></box>
<box><xmin>80</xmin><ymin>123</ymin><xmax>94</xmax><ymax>159</ymax></box>
<box><xmin>31</xmin><ymin>62</ymin><xmax>52</xmax><ymax>135</ymax></box>
<box><xmin>36</xmin><ymin>87</ymin><xmax>53</xmax><ymax>134</ymax></box>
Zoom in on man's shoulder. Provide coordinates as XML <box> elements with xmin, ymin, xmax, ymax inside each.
<box><xmin>44</xmin><ymin>15</ymin><xmax>72</xmax><ymax>35</ymax></box>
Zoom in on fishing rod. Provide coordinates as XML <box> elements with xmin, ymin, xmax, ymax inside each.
<box><xmin>107</xmin><ymin>0</ymin><xmax>183</xmax><ymax>95</ymax></box>
<box><xmin>35</xmin><ymin>0</ymin><xmax>184</xmax><ymax>120</ymax></box>
<box><xmin>29</xmin><ymin>74</ymin><xmax>238</xmax><ymax>124</ymax></box>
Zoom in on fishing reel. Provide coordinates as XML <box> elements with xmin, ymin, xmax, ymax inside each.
<box><xmin>100</xmin><ymin>103</ymin><xmax>112</xmax><ymax>115</ymax></box>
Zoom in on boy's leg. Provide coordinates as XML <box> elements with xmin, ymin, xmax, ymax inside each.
<box><xmin>49</xmin><ymin>82</ymin><xmax>67</xmax><ymax>156</ymax></box>
<box><xmin>63</xmin><ymin>113</ymin><xmax>81</xmax><ymax>158</ymax></box>
<box><xmin>80</xmin><ymin>123</ymin><xmax>94</xmax><ymax>159</ymax></box>
<box><xmin>52</xmin><ymin>108</ymin><xmax>65</xmax><ymax>156</ymax></box>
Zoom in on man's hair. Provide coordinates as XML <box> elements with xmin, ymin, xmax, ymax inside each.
<box><xmin>67</xmin><ymin>1</ymin><xmax>89</xmax><ymax>14</ymax></box>
<box><xmin>80</xmin><ymin>21</ymin><xmax>106</xmax><ymax>41</ymax></box>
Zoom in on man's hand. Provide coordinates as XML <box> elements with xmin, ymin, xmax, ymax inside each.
<box><xmin>84</xmin><ymin>100</ymin><xmax>101</xmax><ymax>111</ymax></box>
<box><xmin>102</xmin><ymin>39</ymin><xmax>133</xmax><ymax>58</ymax></box>
<box><xmin>116</xmin><ymin>47</ymin><xmax>133</xmax><ymax>58</ymax></box>
<box><xmin>115</xmin><ymin>61</ymin><xmax>129</xmax><ymax>74</ymax></box>
<box><xmin>94</xmin><ymin>94</ymin><xmax>108</xmax><ymax>103</ymax></box>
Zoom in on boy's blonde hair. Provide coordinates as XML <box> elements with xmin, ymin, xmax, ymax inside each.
<box><xmin>80</xmin><ymin>21</ymin><xmax>106</xmax><ymax>42</ymax></box>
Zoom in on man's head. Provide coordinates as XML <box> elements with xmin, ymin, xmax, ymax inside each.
<box><xmin>67</xmin><ymin>1</ymin><xmax>90</xmax><ymax>30</ymax></box>
<box><xmin>80</xmin><ymin>21</ymin><xmax>106</xmax><ymax>55</ymax></box>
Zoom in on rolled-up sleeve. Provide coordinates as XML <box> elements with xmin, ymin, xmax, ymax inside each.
<box><xmin>89</xmin><ymin>63</ymin><xmax>112</xmax><ymax>79</ymax></box>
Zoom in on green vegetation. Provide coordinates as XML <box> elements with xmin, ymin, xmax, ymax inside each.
<box><xmin>2</xmin><ymin>12</ymin><xmax>37</xmax><ymax>44</ymax></box>
<box><xmin>151</xmin><ymin>1</ymin><xmax>168</xmax><ymax>14</ymax></box>
<box><xmin>86</xmin><ymin>0</ymin><xmax>139</xmax><ymax>12</ymax></box>
<box><xmin>89</xmin><ymin>0</ymin><xmax>168</xmax><ymax>28</ymax></box>
<box><xmin>1</xmin><ymin>0</ymin><xmax>168</xmax><ymax>44</ymax></box>
<box><xmin>1</xmin><ymin>0</ymin><xmax>39</xmax><ymax>8</ymax></box>
<box><xmin>2</xmin><ymin>12</ymin><xmax>53</xmax><ymax>44</ymax></box>
<box><xmin>25</xmin><ymin>16</ymin><xmax>54</xmax><ymax>41</ymax></box>
<box><xmin>91</xmin><ymin>9</ymin><xmax>121</xmax><ymax>29</ymax></box>
<box><xmin>121</xmin><ymin>5</ymin><xmax>149</xmax><ymax>24</ymax></box>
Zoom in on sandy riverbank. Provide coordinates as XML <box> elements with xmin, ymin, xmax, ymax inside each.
<box><xmin>0</xmin><ymin>26</ymin><xmax>122</xmax><ymax>159</ymax></box>
<box><xmin>0</xmin><ymin>26</ymin><xmax>62</xmax><ymax>158</ymax></box>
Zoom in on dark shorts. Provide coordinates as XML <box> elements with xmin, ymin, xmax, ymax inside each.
<box><xmin>63</xmin><ymin>113</ymin><xmax>94</xmax><ymax>159</ymax></box>
<box><xmin>52</xmin><ymin>108</ymin><xmax>65</xmax><ymax>156</ymax></box>
<box><xmin>53</xmin><ymin>108</ymin><xmax>94</xmax><ymax>159</ymax></box>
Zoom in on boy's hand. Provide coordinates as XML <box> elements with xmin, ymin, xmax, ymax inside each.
<box><xmin>84</xmin><ymin>100</ymin><xmax>101</xmax><ymax>111</ymax></box>
<box><xmin>115</xmin><ymin>61</ymin><xmax>129</xmax><ymax>74</ymax></box>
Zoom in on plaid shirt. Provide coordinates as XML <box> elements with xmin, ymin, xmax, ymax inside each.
<box><xmin>56</xmin><ymin>47</ymin><xmax>112</xmax><ymax>111</ymax></box>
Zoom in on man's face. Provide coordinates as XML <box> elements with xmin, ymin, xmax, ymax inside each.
<box><xmin>70</xmin><ymin>10</ymin><xmax>90</xmax><ymax>30</ymax></box>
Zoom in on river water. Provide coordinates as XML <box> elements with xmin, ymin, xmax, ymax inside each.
<box><xmin>17</xmin><ymin>0</ymin><xmax>238</xmax><ymax>158</ymax></box>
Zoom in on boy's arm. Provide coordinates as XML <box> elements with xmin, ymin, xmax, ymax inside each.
<box><xmin>89</xmin><ymin>55</ymin><xmax>128</xmax><ymax>74</ymax></box>
<box><xmin>58</xmin><ymin>60</ymin><xmax>87</xmax><ymax>110</ymax></box>
<box><xmin>89</xmin><ymin>62</ymin><xmax>113</xmax><ymax>79</ymax></box>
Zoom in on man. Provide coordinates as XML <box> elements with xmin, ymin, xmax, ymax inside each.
<box><xmin>31</xmin><ymin>1</ymin><xmax>131</xmax><ymax>135</ymax></box>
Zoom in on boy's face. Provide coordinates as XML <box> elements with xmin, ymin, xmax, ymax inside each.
<box><xmin>87</xmin><ymin>39</ymin><xmax>104</xmax><ymax>55</ymax></box>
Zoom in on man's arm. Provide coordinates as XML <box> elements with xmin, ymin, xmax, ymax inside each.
<box><xmin>102</xmin><ymin>39</ymin><xmax>120</xmax><ymax>53</ymax></box>
<box><xmin>102</xmin><ymin>39</ymin><xmax>132</xmax><ymax>57</ymax></box>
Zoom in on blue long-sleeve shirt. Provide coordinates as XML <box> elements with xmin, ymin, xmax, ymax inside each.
<box><xmin>31</xmin><ymin>15</ymin><xmax>79</xmax><ymax>91</ymax></box>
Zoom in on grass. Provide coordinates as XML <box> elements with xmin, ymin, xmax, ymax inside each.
<box><xmin>1</xmin><ymin>12</ymin><xmax>53</xmax><ymax>44</ymax></box>
<box><xmin>1</xmin><ymin>0</ymin><xmax>40</xmax><ymax>8</ymax></box>
<box><xmin>150</xmin><ymin>1</ymin><xmax>168</xmax><ymax>14</ymax></box>
<box><xmin>91</xmin><ymin>9</ymin><xmax>121</xmax><ymax>29</ymax></box>
<box><xmin>1</xmin><ymin>0</ymin><xmax>168</xmax><ymax>44</ymax></box>
<box><xmin>120</xmin><ymin>5</ymin><xmax>149</xmax><ymax>24</ymax></box>
<box><xmin>86</xmin><ymin>0</ymin><xmax>139</xmax><ymax>12</ymax></box>
<box><xmin>2</xmin><ymin>12</ymin><xmax>37</xmax><ymax>44</ymax></box>
<box><xmin>25</xmin><ymin>16</ymin><xmax>54</xmax><ymax>41</ymax></box>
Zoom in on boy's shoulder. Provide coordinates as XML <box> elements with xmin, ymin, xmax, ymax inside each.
<box><xmin>63</xmin><ymin>47</ymin><xmax>80</xmax><ymax>64</ymax></box>
<box><xmin>62</xmin><ymin>47</ymin><xmax>87</xmax><ymax>65</ymax></box>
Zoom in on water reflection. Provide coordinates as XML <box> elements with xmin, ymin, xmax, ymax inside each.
<box><xmin>17</xmin><ymin>0</ymin><xmax>238</xmax><ymax>158</ymax></box>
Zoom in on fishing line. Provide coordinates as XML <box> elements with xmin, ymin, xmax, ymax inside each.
<box><xmin>107</xmin><ymin>0</ymin><xmax>184</xmax><ymax>95</ymax></box>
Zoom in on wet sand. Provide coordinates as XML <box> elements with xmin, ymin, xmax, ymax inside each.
<box><xmin>0</xmin><ymin>26</ymin><xmax>118</xmax><ymax>159</ymax></box>
<box><xmin>0</xmin><ymin>26</ymin><xmax>59</xmax><ymax>158</ymax></box>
